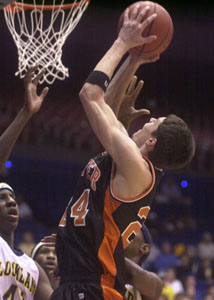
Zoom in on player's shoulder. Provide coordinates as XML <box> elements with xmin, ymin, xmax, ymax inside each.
<box><xmin>138</xmin><ymin>156</ymin><xmax>156</xmax><ymax>186</ymax></box>
<box><xmin>0</xmin><ymin>236</ymin><xmax>38</xmax><ymax>269</ymax></box>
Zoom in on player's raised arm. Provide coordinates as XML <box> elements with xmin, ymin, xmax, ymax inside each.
<box><xmin>34</xmin><ymin>262</ymin><xmax>53</xmax><ymax>300</ymax></box>
<box><xmin>79</xmin><ymin>6</ymin><xmax>157</xmax><ymax>198</ymax></box>
<box><xmin>105</xmin><ymin>54</ymin><xmax>159</xmax><ymax>120</ymax></box>
<box><xmin>125</xmin><ymin>257</ymin><xmax>163</xmax><ymax>300</ymax></box>
<box><xmin>0</xmin><ymin>67</ymin><xmax>48</xmax><ymax>172</ymax></box>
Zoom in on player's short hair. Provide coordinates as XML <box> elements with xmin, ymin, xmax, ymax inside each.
<box><xmin>139</xmin><ymin>224</ymin><xmax>152</xmax><ymax>265</ymax></box>
<box><xmin>148</xmin><ymin>114</ymin><xmax>195</xmax><ymax>169</ymax></box>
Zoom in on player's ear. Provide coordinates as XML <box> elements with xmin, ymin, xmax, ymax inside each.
<box><xmin>140</xmin><ymin>243</ymin><xmax>151</xmax><ymax>255</ymax></box>
<box><xmin>145</xmin><ymin>138</ymin><xmax>157</xmax><ymax>147</ymax></box>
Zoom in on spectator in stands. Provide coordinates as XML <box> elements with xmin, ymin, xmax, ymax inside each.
<box><xmin>162</xmin><ymin>212</ymin><xmax>182</xmax><ymax>234</ymax></box>
<box><xmin>154</xmin><ymin>241</ymin><xmax>180</xmax><ymax>272</ymax></box>
<box><xmin>164</xmin><ymin>267</ymin><xmax>184</xmax><ymax>296</ymax></box>
<box><xmin>160</xmin><ymin>272</ymin><xmax>175</xmax><ymax>300</ymax></box>
<box><xmin>18</xmin><ymin>229</ymin><xmax>36</xmax><ymax>256</ymax></box>
<box><xmin>174</xmin><ymin>243</ymin><xmax>187</xmax><ymax>258</ymax></box>
<box><xmin>183</xmin><ymin>274</ymin><xmax>203</xmax><ymax>300</ymax></box>
<box><xmin>207</xmin><ymin>285</ymin><xmax>214</xmax><ymax>298</ymax></box>
<box><xmin>185</xmin><ymin>245</ymin><xmax>199</xmax><ymax>274</ymax></box>
<box><xmin>176</xmin><ymin>212</ymin><xmax>197</xmax><ymax>232</ymax></box>
<box><xmin>176</xmin><ymin>254</ymin><xmax>195</xmax><ymax>282</ymax></box>
<box><xmin>16</xmin><ymin>193</ymin><xmax>33</xmax><ymax>219</ymax></box>
<box><xmin>184</xmin><ymin>284</ymin><xmax>197</xmax><ymax>300</ymax></box>
<box><xmin>183</xmin><ymin>274</ymin><xmax>197</xmax><ymax>288</ymax></box>
<box><xmin>197</xmin><ymin>258</ymin><xmax>214</xmax><ymax>285</ymax></box>
<box><xmin>198</xmin><ymin>232</ymin><xmax>214</xmax><ymax>261</ymax></box>
<box><xmin>202</xmin><ymin>294</ymin><xmax>214</xmax><ymax>300</ymax></box>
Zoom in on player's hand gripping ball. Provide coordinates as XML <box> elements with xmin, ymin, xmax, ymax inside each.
<box><xmin>118</xmin><ymin>1</ymin><xmax>174</xmax><ymax>58</ymax></box>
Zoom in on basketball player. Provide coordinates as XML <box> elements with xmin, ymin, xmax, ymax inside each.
<box><xmin>31</xmin><ymin>242</ymin><xmax>60</xmax><ymax>290</ymax></box>
<box><xmin>39</xmin><ymin>55</ymin><xmax>162</xmax><ymax>299</ymax></box>
<box><xmin>51</xmin><ymin>4</ymin><xmax>195</xmax><ymax>300</ymax></box>
<box><xmin>0</xmin><ymin>182</ymin><xmax>53</xmax><ymax>300</ymax></box>
<box><xmin>0</xmin><ymin>67</ymin><xmax>53</xmax><ymax>300</ymax></box>
<box><xmin>125</xmin><ymin>224</ymin><xmax>162</xmax><ymax>300</ymax></box>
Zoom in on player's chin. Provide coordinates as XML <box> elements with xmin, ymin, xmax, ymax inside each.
<box><xmin>7</xmin><ymin>216</ymin><xmax>19</xmax><ymax>229</ymax></box>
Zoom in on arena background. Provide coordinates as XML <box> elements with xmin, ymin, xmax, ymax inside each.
<box><xmin>0</xmin><ymin>0</ymin><xmax>213</xmax><ymax>246</ymax></box>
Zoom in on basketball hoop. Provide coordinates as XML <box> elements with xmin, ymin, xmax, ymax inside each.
<box><xmin>4</xmin><ymin>0</ymin><xmax>90</xmax><ymax>84</ymax></box>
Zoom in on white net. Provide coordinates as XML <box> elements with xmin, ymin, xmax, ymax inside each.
<box><xmin>4</xmin><ymin>0</ymin><xmax>89</xmax><ymax>84</ymax></box>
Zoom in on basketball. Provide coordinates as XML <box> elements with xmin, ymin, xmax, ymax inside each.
<box><xmin>117</xmin><ymin>1</ymin><xmax>174</xmax><ymax>58</ymax></box>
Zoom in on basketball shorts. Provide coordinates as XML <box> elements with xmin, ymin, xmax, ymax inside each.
<box><xmin>50</xmin><ymin>281</ymin><xmax>105</xmax><ymax>300</ymax></box>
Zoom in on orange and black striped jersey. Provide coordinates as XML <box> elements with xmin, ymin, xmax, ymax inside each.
<box><xmin>56</xmin><ymin>152</ymin><xmax>162</xmax><ymax>300</ymax></box>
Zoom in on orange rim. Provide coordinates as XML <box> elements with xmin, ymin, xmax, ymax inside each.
<box><xmin>4</xmin><ymin>0</ymin><xmax>90</xmax><ymax>11</ymax></box>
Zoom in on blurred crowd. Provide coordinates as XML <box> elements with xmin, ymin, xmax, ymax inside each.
<box><xmin>144</xmin><ymin>233</ymin><xmax>214</xmax><ymax>300</ymax></box>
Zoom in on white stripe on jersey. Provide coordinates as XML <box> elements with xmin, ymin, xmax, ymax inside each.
<box><xmin>0</xmin><ymin>236</ymin><xmax>39</xmax><ymax>300</ymax></box>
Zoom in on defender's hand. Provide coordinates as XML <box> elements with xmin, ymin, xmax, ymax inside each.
<box><xmin>118</xmin><ymin>76</ymin><xmax>150</xmax><ymax>129</ymax></box>
<box><xmin>41</xmin><ymin>234</ymin><xmax>56</xmax><ymax>247</ymax></box>
<box><xmin>24</xmin><ymin>66</ymin><xmax>49</xmax><ymax>116</ymax></box>
<box><xmin>130</xmin><ymin>54</ymin><xmax>160</xmax><ymax>65</ymax></box>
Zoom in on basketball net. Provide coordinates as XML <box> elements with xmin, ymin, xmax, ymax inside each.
<box><xmin>4</xmin><ymin>0</ymin><xmax>89</xmax><ymax>84</ymax></box>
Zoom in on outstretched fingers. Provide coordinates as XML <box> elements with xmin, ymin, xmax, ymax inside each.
<box><xmin>123</xmin><ymin>8</ymin><xmax>130</xmax><ymax>25</ymax></box>
<box><xmin>41</xmin><ymin>234</ymin><xmax>56</xmax><ymax>247</ymax></box>
<box><xmin>127</xmin><ymin>76</ymin><xmax>138</xmax><ymax>94</ymax></box>
<box><xmin>142</xmin><ymin>11</ymin><xmax>157</xmax><ymax>27</ymax></box>
<box><xmin>132</xmin><ymin>80</ymin><xmax>144</xmax><ymax>102</ymax></box>
<box><xmin>24</xmin><ymin>65</ymin><xmax>39</xmax><ymax>85</ymax></box>
<box><xmin>136</xmin><ymin>5</ymin><xmax>150</xmax><ymax>23</ymax></box>
<box><xmin>33</xmin><ymin>69</ymin><xmax>45</xmax><ymax>86</ymax></box>
<box><xmin>133</xmin><ymin>108</ymin><xmax>150</xmax><ymax>118</ymax></box>
<box><xmin>40</xmin><ymin>87</ymin><xmax>49</xmax><ymax>99</ymax></box>
<box><xmin>127</xmin><ymin>77</ymin><xmax>144</xmax><ymax>103</ymax></box>
<box><xmin>129</xmin><ymin>3</ymin><xmax>141</xmax><ymax>20</ymax></box>
<box><xmin>139</xmin><ymin>13</ymin><xmax>157</xmax><ymax>44</ymax></box>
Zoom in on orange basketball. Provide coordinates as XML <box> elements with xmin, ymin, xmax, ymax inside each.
<box><xmin>118</xmin><ymin>1</ymin><xmax>174</xmax><ymax>58</ymax></box>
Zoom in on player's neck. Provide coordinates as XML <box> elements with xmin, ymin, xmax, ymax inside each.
<box><xmin>0</xmin><ymin>232</ymin><xmax>14</xmax><ymax>248</ymax></box>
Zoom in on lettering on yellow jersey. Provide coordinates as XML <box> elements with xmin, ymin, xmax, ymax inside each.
<box><xmin>125</xmin><ymin>289</ymin><xmax>134</xmax><ymax>300</ymax></box>
<box><xmin>0</xmin><ymin>261</ymin><xmax>37</xmax><ymax>295</ymax></box>
<box><xmin>81</xmin><ymin>159</ymin><xmax>101</xmax><ymax>191</ymax></box>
